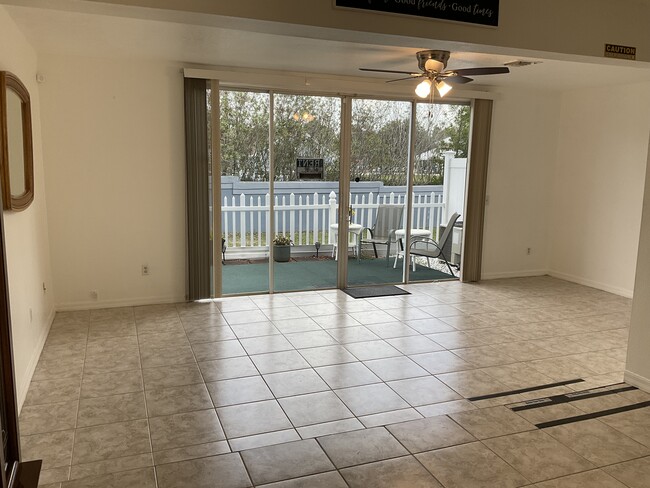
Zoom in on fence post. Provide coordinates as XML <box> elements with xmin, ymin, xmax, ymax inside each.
<box><xmin>328</xmin><ymin>191</ymin><xmax>337</xmax><ymax>244</ymax></box>
<box><xmin>289</xmin><ymin>193</ymin><xmax>296</xmax><ymax>244</ymax></box>
<box><xmin>239</xmin><ymin>193</ymin><xmax>246</xmax><ymax>247</ymax></box>
<box><xmin>442</xmin><ymin>150</ymin><xmax>455</xmax><ymax>222</ymax></box>
<box><xmin>265</xmin><ymin>193</ymin><xmax>270</xmax><ymax>246</ymax></box>
<box><xmin>223</xmin><ymin>196</ymin><xmax>229</xmax><ymax>247</ymax></box>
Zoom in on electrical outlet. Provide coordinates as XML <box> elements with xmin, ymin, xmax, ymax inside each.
<box><xmin>142</xmin><ymin>264</ymin><xmax>149</xmax><ymax>276</ymax></box>
<box><xmin>42</xmin><ymin>282</ymin><xmax>47</xmax><ymax>292</ymax></box>
<box><xmin>29</xmin><ymin>308</ymin><xmax>33</xmax><ymax>323</ymax></box>
<box><xmin>527</xmin><ymin>247</ymin><xmax>532</xmax><ymax>255</ymax></box>
<box><xmin>90</xmin><ymin>290</ymin><xmax>98</xmax><ymax>300</ymax></box>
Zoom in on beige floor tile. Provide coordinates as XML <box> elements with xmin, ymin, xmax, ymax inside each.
<box><xmin>341</xmin><ymin>456</ymin><xmax>443</xmax><ymax>488</ymax></box>
<box><xmin>149</xmin><ymin>409</ymin><xmax>225</xmax><ymax>451</ymax></box>
<box><xmin>145</xmin><ymin>383</ymin><xmax>213</xmax><ymax>417</ymax></box>
<box><xmin>80</xmin><ymin>370</ymin><xmax>144</xmax><ymax>399</ymax></box>
<box><xmin>77</xmin><ymin>392</ymin><xmax>146</xmax><ymax>427</ymax></box>
<box><xmin>207</xmin><ymin>376</ymin><xmax>274</xmax><ymax>407</ymax></box>
<box><xmin>599</xmin><ymin>407</ymin><xmax>650</xmax><ymax>448</ymax></box>
<box><xmin>263</xmin><ymin>369</ymin><xmax>329</xmax><ymax>398</ymax></box>
<box><xmin>191</xmin><ymin>339</ymin><xmax>246</xmax><ymax>361</ymax></box>
<box><xmin>416</xmin><ymin>441</ymin><xmax>529</xmax><ymax>488</ymax></box>
<box><xmin>156</xmin><ymin>453</ymin><xmax>251</xmax><ymax>488</ymax></box>
<box><xmin>279</xmin><ymin>391</ymin><xmax>354</xmax><ymax>427</ymax></box>
<box><xmin>450</xmin><ymin>406</ymin><xmax>535</xmax><ymax>439</ymax></box>
<box><xmin>387</xmin><ymin>376</ymin><xmax>461</xmax><ymax>406</ymax></box>
<box><xmin>199</xmin><ymin>356</ymin><xmax>259</xmax><ymax>382</ymax></box>
<box><xmin>545</xmin><ymin>419</ymin><xmax>649</xmax><ymax>466</ymax></box>
<box><xmin>38</xmin><ymin>466</ymin><xmax>70</xmax><ymax>485</ymax></box>
<box><xmin>69</xmin><ymin>453</ymin><xmax>153</xmax><ymax>481</ymax></box>
<box><xmin>240</xmin><ymin>439</ymin><xmax>333</xmax><ymax>485</ymax></box>
<box><xmin>359</xmin><ymin>408</ymin><xmax>423</xmax><ymax>428</ymax></box>
<box><xmin>23</xmin><ymin>377</ymin><xmax>81</xmax><ymax>406</ymax></box>
<box><xmin>62</xmin><ymin>467</ymin><xmax>156</xmax><ymax>488</ymax></box>
<box><xmin>387</xmin><ymin>415</ymin><xmax>475</xmax><ymax>453</ymax></box>
<box><xmin>604</xmin><ymin>456</ymin><xmax>650</xmax><ymax>488</ymax></box>
<box><xmin>217</xmin><ymin>400</ymin><xmax>292</xmax><ymax>438</ymax></box>
<box><xmin>363</xmin><ymin>356</ymin><xmax>429</xmax><ymax>381</ymax></box>
<box><xmin>71</xmin><ymin>419</ymin><xmax>151</xmax><ymax>465</ymax></box>
<box><xmin>142</xmin><ymin>363</ymin><xmax>203</xmax><ymax>390</ymax></box>
<box><xmin>484</xmin><ymin>430</ymin><xmax>595</xmax><ymax>483</ymax></box>
<box><xmin>315</xmin><ymin>362</ymin><xmax>380</xmax><ymax>389</ymax></box>
<box><xmin>317</xmin><ymin>427</ymin><xmax>408</xmax><ymax>468</ymax></box>
<box><xmin>514</xmin><ymin>403</ymin><xmax>584</xmax><ymax>425</ymax></box>
<box><xmin>451</xmin><ymin>345</ymin><xmax>518</xmax><ymax>367</ymax></box>
<box><xmin>535</xmin><ymin>469</ymin><xmax>628</xmax><ymax>488</ymax></box>
<box><xmin>229</xmin><ymin>429</ymin><xmax>300</xmax><ymax>452</ymax></box>
<box><xmin>436</xmin><ymin>370</ymin><xmax>510</xmax><ymax>398</ymax></box>
<box><xmin>19</xmin><ymin>401</ymin><xmax>78</xmax><ymax>435</ymax></box>
<box><xmin>336</xmin><ymin>383</ymin><xmax>410</xmax><ymax>416</ymax></box>
<box><xmin>256</xmin><ymin>471</ymin><xmax>347</xmax><ymax>488</ymax></box>
<box><xmin>296</xmin><ymin>418</ymin><xmax>365</xmax><ymax>439</ymax></box>
<box><xmin>21</xmin><ymin>430</ymin><xmax>74</xmax><ymax>469</ymax></box>
<box><xmin>186</xmin><ymin>325</ymin><xmax>236</xmax><ymax>343</ymax></box>
<box><xmin>153</xmin><ymin>441</ymin><xmax>230</xmax><ymax>465</ymax></box>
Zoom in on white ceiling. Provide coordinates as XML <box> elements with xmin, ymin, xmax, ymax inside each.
<box><xmin>6</xmin><ymin>3</ymin><xmax>650</xmax><ymax>92</ymax></box>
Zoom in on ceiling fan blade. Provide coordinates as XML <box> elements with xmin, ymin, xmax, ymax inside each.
<box><xmin>450</xmin><ymin>67</ymin><xmax>510</xmax><ymax>76</ymax></box>
<box><xmin>359</xmin><ymin>68</ymin><xmax>421</xmax><ymax>76</ymax></box>
<box><xmin>386</xmin><ymin>75</ymin><xmax>425</xmax><ymax>83</ymax></box>
<box><xmin>442</xmin><ymin>75</ymin><xmax>473</xmax><ymax>85</ymax></box>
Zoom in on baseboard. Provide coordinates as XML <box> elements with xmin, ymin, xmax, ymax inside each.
<box><xmin>624</xmin><ymin>370</ymin><xmax>650</xmax><ymax>393</ymax></box>
<box><xmin>56</xmin><ymin>295</ymin><xmax>186</xmax><ymax>312</ymax></box>
<box><xmin>481</xmin><ymin>269</ymin><xmax>549</xmax><ymax>280</ymax></box>
<box><xmin>17</xmin><ymin>306</ymin><xmax>55</xmax><ymax>413</ymax></box>
<box><xmin>547</xmin><ymin>269</ymin><xmax>633</xmax><ymax>298</ymax></box>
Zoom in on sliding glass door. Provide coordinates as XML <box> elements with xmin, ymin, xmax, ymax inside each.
<box><xmin>219</xmin><ymin>90</ymin><xmax>271</xmax><ymax>295</ymax></box>
<box><xmin>272</xmin><ymin>94</ymin><xmax>341</xmax><ymax>292</ymax></box>
<box><xmin>210</xmin><ymin>85</ymin><xmax>468</xmax><ymax>296</ymax></box>
<box><xmin>348</xmin><ymin>98</ymin><xmax>411</xmax><ymax>286</ymax></box>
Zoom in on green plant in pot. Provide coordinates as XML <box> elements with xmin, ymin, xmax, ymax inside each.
<box><xmin>272</xmin><ymin>234</ymin><xmax>292</xmax><ymax>262</ymax></box>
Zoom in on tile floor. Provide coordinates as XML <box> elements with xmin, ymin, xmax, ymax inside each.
<box><xmin>19</xmin><ymin>276</ymin><xmax>650</xmax><ymax>487</ymax></box>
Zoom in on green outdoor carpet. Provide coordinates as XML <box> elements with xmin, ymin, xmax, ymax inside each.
<box><xmin>221</xmin><ymin>258</ymin><xmax>454</xmax><ymax>295</ymax></box>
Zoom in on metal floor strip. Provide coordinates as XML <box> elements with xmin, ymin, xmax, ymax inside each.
<box><xmin>510</xmin><ymin>384</ymin><xmax>636</xmax><ymax>412</ymax></box>
<box><xmin>536</xmin><ymin>400</ymin><xmax>650</xmax><ymax>429</ymax></box>
<box><xmin>466</xmin><ymin>379</ymin><xmax>584</xmax><ymax>402</ymax></box>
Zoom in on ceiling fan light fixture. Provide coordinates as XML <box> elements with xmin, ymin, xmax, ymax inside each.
<box><xmin>424</xmin><ymin>59</ymin><xmax>445</xmax><ymax>73</ymax></box>
<box><xmin>415</xmin><ymin>79</ymin><xmax>432</xmax><ymax>98</ymax></box>
<box><xmin>436</xmin><ymin>80</ymin><xmax>453</xmax><ymax>97</ymax></box>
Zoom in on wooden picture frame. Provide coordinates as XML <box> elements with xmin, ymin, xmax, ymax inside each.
<box><xmin>0</xmin><ymin>72</ymin><xmax>34</xmax><ymax>212</ymax></box>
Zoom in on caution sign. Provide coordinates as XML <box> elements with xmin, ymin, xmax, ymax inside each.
<box><xmin>604</xmin><ymin>44</ymin><xmax>636</xmax><ymax>60</ymax></box>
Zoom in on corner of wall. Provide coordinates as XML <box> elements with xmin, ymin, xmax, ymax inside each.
<box><xmin>624</xmin><ymin>370</ymin><xmax>650</xmax><ymax>393</ymax></box>
<box><xmin>16</xmin><ymin>308</ymin><xmax>55</xmax><ymax>413</ymax></box>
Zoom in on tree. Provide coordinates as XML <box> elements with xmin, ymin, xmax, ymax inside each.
<box><xmin>217</xmin><ymin>90</ymin><xmax>470</xmax><ymax>186</ymax></box>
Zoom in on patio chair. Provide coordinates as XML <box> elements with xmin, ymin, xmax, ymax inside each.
<box><xmin>359</xmin><ymin>204</ymin><xmax>404</xmax><ymax>266</ymax></box>
<box><xmin>409</xmin><ymin>212</ymin><xmax>460</xmax><ymax>275</ymax></box>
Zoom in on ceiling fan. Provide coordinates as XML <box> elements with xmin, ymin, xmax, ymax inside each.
<box><xmin>360</xmin><ymin>50</ymin><xmax>509</xmax><ymax>99</ymax></box>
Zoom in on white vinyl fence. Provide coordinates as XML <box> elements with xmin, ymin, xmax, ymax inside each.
<box><xmin>222</xmin><ymin>191</ymin><xmax>444</xmax><ymax>249</ymax></box>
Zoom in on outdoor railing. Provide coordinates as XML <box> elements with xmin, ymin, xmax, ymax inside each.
<box><xmin>222</xmin><ymin>191</ymin><xmax>445</xmax><ymax>249</ymax></box>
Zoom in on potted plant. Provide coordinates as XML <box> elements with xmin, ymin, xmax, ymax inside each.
<box><xmin>272</xmin><ymin>234</ymin><xmax>292</xmax><ymax>262</ymax></box>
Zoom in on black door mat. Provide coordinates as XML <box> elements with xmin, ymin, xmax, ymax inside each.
<box><xmin>344</xmin><ymin>285</ymin><xmax>410</xmax><ymax>299</ymax></box>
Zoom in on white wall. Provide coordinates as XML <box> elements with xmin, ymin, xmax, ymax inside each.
<box><xmin>0</xmin><ymin>5</ymin><xmax>55</xmax><ymax>410</ymax></box>
<box><xmin>549</xmin><ymin>83</ymin><xmax>650</xmax><ymax>297</ymax></box>
<box><xmin>481</xmin><ymin>89</ymin><xmax>560</xmax><ymax>279</ymax></box>
<box><xmin>73</xmin><ymin>0</ymin><xmax>650</xmax><ymax>63</ymax></box>
<box><xmin>626</xmin><ymin>135</ymin><xmax>650</xmax><ymax>390</ymax></box>
<box><xmin>39</xmin><ymin>54</ymin><xmax>187</xmax><ymax>309</ymax></box>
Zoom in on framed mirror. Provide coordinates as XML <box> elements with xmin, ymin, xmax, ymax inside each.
<box><xmin>0</xmin><ymin>72</ymin><xmax>34</xmax><ymax>212</ymax></box>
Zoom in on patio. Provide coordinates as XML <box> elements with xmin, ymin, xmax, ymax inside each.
<box><xmin>222</xmin><ymin>257</ymin><xmax>457</xmax><ymax>295</ymax></box>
